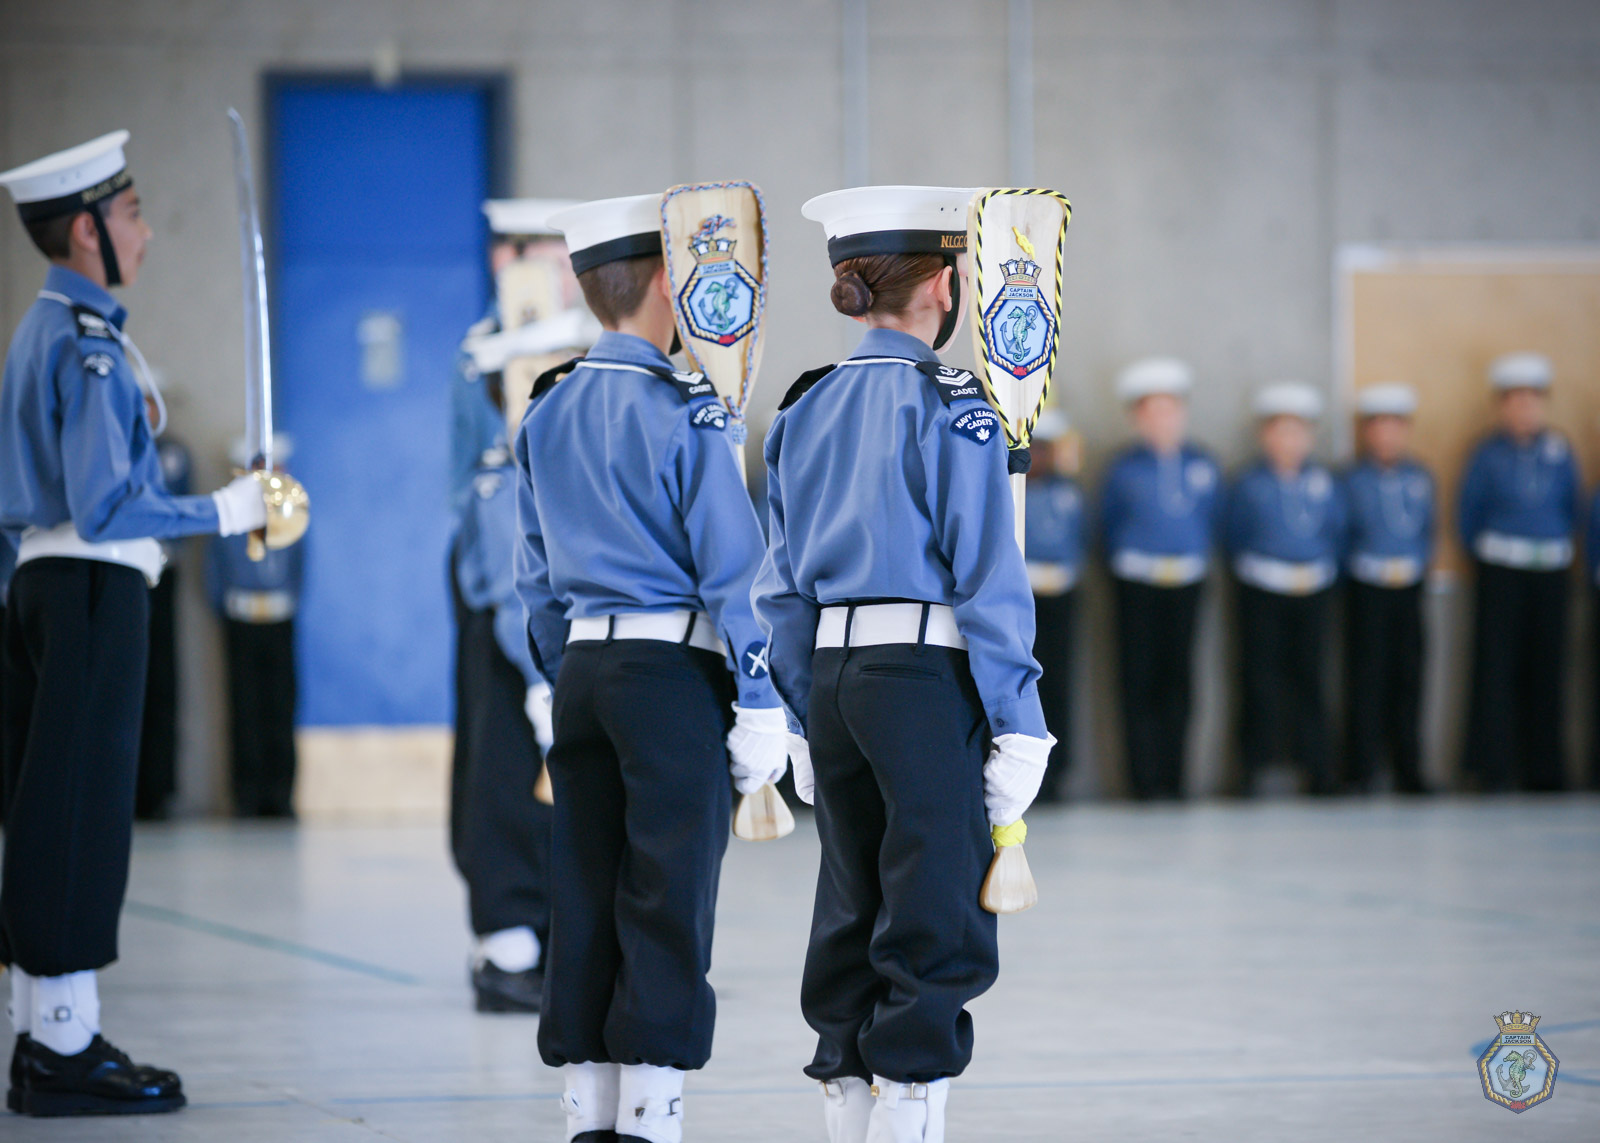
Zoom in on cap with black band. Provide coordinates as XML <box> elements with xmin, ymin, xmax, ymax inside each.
<box><xmin>547</xmin><ymin>193</ymin><xmax>664</xmax><ymax>275</ymax></box>
<box><xmin>0</xmin><ymin>130</ymin><xmax>134</xmax><ymax>286</ymax></box>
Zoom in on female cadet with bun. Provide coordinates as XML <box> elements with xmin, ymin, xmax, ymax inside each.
<box><xmin>753</xmin><ymin>186</ymin><xmax>1054</xmax><ymax>1143</ymax></box>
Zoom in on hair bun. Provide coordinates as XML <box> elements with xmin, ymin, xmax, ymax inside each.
<box><xmin>830</xmin><ymin>269</ymin><xmax>874</xmax><ymax>317</ymax></box>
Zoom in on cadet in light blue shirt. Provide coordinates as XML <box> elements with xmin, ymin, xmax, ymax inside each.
<box><xmin>1460</xmin><ymin>353</ymin><xmax>1580</xmax><ymax>792</ymax></box>
<box><xmin>1022</xmin><ymin>407</ymin><xmax>1082</xmax><ymax>802</ymax></box>
<box><xmin>1100</xmin><ymin>357</ymin><xmax>1221</xmax><ymax>800</ymax></box>
<box><xmin>1225</xmin><ymin>382</ymin><xmax>1345</xmax><ymax>796</ymax></box>
<box><xmin>1341</xmin><ymin>385</ymin><xmax>1434</xmax><ymax>795</ymax></box>
<box><xmin>513</xmin><ymin>193</ymin><xmax>787</xmax><ymax>1134</ymax></box>
<box><xmin>754</xmin><ymin>186</ymin><xmax>1052</xmax><ymax>1138</ymax></box>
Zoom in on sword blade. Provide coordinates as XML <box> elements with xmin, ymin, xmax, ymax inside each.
<box><xmin>227</xmin><ymin>108</ymin><xmax>273</xmax><ymax>470</ymax></box>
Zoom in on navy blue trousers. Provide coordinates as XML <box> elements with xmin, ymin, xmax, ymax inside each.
<box><xmin>802</xmin><ymin>644</ymin><xmax>998</xmax><ymax>1085</ymax></box>
<box><xmin>537</xmin><ymin>639</ymin><xmax>733</xmax><ymax>1071</ymax></box>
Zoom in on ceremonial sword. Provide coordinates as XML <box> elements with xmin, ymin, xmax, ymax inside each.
<box><xmin>228</xmin><ymin>107</ymin><xmax>309</xmax><ymax>560</ymax></box>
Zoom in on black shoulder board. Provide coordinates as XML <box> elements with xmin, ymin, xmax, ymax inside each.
<box><xmin>71</xmin><ymin>305</ymin><xmax>116</xmax><ymax>342</ymax></box>
<box><xmin>914</xmin><ymin>360</ymin><xmax>984</xmax><ymax>407</ymax></box>
<box><xmin>779</xmin><ymin>364</ymin><xmax>837</xmax><ymax>411</ymax></box>
<box><xmin>661</xmin><ymin>369</ymin><xmax>716</xmax><ymax>405</ymax></box>
<box><xmin>529</xmin><ymin>357</ymin><xmax>583</xmax><ymax>402</ymax></box>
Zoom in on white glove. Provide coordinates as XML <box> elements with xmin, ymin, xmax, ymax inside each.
<box><xmin>983</xmin><ymin>732</ymin><xmax>1056</xmax><ymax>827</ymax></box>
<box><xmin>212</xmin><ymin>474</ymin><xmax>268</xmax><ymax>537</ymax></box>
<box><xmin>524</xmin><ymin>682</ymin><xmax>554</xmax><ymax>752</ymax></box>
<box><xmin>787</xmin><ymin>733</ymin><xmax>814</xmax><ymax>805</ymax></box>
<box><xmin>726</xmin><ymin>704</ymin><xmax>788</xmax><ymax>796</ymax></box>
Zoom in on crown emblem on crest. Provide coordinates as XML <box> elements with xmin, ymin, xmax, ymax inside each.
<box><xmin>688</xmin><ymin>214</ymin><xmax>738</xmax><ymax>264</ymax></box>
<box><xmin>1001</xmin><ymin>258</ymin><xmax>1041</xmax><ymax>287</ymax></box>
<box><xmin>1494</xmin><ymin>1012</ymin><xmax>1540</xmax><ymax>1035</ymax></box>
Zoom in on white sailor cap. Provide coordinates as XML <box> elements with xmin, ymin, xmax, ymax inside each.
<box><xmin>482</xmin><ymin>198</ymin><xmax>579</xmax><ymax>238</ymax></box>
<box><xmin>466</xmin><ymin>309</ymin><xmax>603</xmax><ymax>374</ymax></box>
<box><xmin>1032</xmin><ymin>406</ymin><xmax>1070</xmax><ymax>441</ymax></box>
<box><xmin>1116</xmin><ymin>356</ymin><xmax>1193</xmax><ymax>403</ymax></box>
<box><xmin>801</xmin><ymin>185</ymin><xmax>975</xmax><ymax>265</ymax></box>
<box><xmin>547</xmin><ymin>193</ymin><xmax>662</xmax><ymax>275</ymax></box>
<box><xmin>1488</xmin><ymin>352</ymin><xmax>1552</xmax><ymax>391</ymax></box>
<box><xmin>0</xmin><ymin>130</ymin><xmax>132</xmax><ymax>222</ymax></box>
<box><xmin>1356</xmin><ymin>383</ymin><xmax>1417</xmax><ymax>417</ymax></box>
<box><xmin>229</xmin><ymin>433</ymin><xmax>295</xmax><ymax>469</ymax></box>
<box><xmin>1254</xmin><ymin>381</ymin><xmax>1323</xmax><ymax>421</ymax></box>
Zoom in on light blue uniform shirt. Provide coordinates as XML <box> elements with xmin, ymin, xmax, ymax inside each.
<box><xmin>456</xmin><ymin>455</ymin><xmax>542</xmax><ymax>687</ymax></box>
<box><xmin>1458</xmin><ymin>430</ymin><xmax>1580</xmax><ymax>548</ymax></box>
<box><xmin>512</xmin><ymin>330</ymin><xmax>778</xmax><ymax>709</ymax></box>
<box><xmin>1024</xmin><ymin>474</ymin><xmax>1084</xmax><ymax>573</ymax></box>
<box><xmin>1224</xmin><ymin>461</ymin><xmax>1347</xmax><ymax>566</ymax></box>
<box><xmin>0</xmin><ymin>266</ymin><xmax>219</xmax><ymax>542</ymax></box>
<box><xmin>1342</xmin><ymin>458</ymin><xmax>1433</xmax><ymax>570</ymax></box>
<box><xmin>751</xmin><ymin>327</ymin><xmax>1045</xmax><ymax>740</ymax></box>
<box><xmin>1099</xmin><ymin>443</ymin><xmax>1221</xmax><ymax>561</ymax></box>
<box><xmin>450</xmin><ymin>309</ymin><xmax>507</xmax><ymax>515</ymax></box>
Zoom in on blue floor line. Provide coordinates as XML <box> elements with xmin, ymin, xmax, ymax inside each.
<box><xmin>123</xmin><ymin>899</ymin><xmax>422</xmax><ymax>986</ymax></box>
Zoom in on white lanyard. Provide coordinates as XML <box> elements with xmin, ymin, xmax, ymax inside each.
<box><xmin>1376</xmin><ymin>470</ymin><xmax>1422</xmax><ymax>537</ymax></box>
<box><xmin>37</xmin><ymin>289</ymin><xmax>167</xmax><ymax>437</ymax></box>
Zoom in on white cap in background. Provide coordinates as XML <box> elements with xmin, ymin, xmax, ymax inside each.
<box><xmin>1032</xmin><ymin>406</ymin><xmax>1070</xmax><ymax>441</ymax></box>
<box><xmin>483</xmin><ymin>198</ymin><xmax>580</xmax><ymax>238</ymax></box>
<box><xmin>547</xmin><ymin>193</ymin><xmax>663</xmax><ymax>275</ymax></box>
<box><xmin>801</xmin><ymin>185</ymin><xmax>975</xmax><ymax>265</ymax></box>
<box><xmin>1488</xmin><ymin>352</ymin><xmax>1552</xmax><ymax>391</ymax></box>
<box><xmin>1254</xmin><ymin>381</ymin><xmax>1323</xmax><ymax>421</ymax></box>
<box><xmin>1356</xmin><ymin>383</ymin><xmax>1417</xmax><ymax>417</ymax></box>
<box><xmin>1115</xmin><ymin>356</ymin><xmax>1193</xmax><ymax>404</ymax></box>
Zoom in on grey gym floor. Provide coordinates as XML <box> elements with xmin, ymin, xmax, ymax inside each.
<box><xmin>6</xmin><ymin>798</ymin><xmax>1597</xmax><ymax>1141</ymax></box>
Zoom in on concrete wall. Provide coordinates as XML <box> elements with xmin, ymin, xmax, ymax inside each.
<box><xmin>3</xmin><ymin>1</ymin><xmax>1597</xmax><ymax>809</ymax></box>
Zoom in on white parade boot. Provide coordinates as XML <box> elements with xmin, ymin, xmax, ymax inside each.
<box><xmin>866</xmin><ymin>1076</ymin><xmax>948</xmax><ymax>1143</ymax></box>
<box><xmin>7</xmin><ymin>966</ymin><xmax>34</xmax><ymax>1036</ymax></box>
<box><xmin>821</xmin><ymin>1076</ymin><xmax>874</xmax><ymax>1143</ymax></box>
<box><xmin>31</xmin><ymin>971</ymin><xmax>99</xmax><ymax>1057</ymax></box>
<box><xmin>616</xmin><ymin>1062</ymin><xmax>685</xmax><ymax>1143</ymax></box>
<box><xmin>561</xmin><ymin>1061</ymin><xmax>620</xmax><ymax>1141</ymax></box>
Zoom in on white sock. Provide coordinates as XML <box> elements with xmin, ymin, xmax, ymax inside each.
<box><xmin>7</xmin><ymin>967</ymin><xmax>33</xmax><ymax>1036</ymax></box>
<box><xmin>821</xmin><ymin>1076</ymin><xmax>874</xmax><ymax>1143</ymax></box>
<box><xmin>32</xmin><ymin>971</ymin><xmax>100</xmax><ymax>1057</ymax></box>
<box><xmin>617</xmin><ymin>1063</ymin><xmax>685</xmax><ymax>1143</ymax></box>
<box><xmin>867</xmin><ymin>1076</ymin><xmax>949</xmax><ymax>1143</ymax></box>
<box><xmin>474</xmin><ymin>926</ymin><xmax>540</xmax><ymax>973</ymax></box>
<box><xmin>560</xmin><ymin>1061</ymin><xmax>620</xmax><ymax>1140</ymax></box>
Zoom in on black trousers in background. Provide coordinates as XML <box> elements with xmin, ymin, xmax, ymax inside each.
<box><xmin>135</xmin><ymin>568</ymin><xmax>179</xmax><ymax>819</ymax></box>
<box><xmin>1344</xmin><ymin>581</ymin><xmax>1425</xmax><ymax>793</ymax></box>
<box><xmin>449</xmin><ymin>582</ymin><xmax>552</xmax><ymax>940</ymax></box>
<box><xmin>224</xmin><ymin>617</ymin><xmax>298</xmax><ymax>816</ymax></box>
<box><xmin>0</xmin><ymin>559</ymin><xmax>147</xmax><ymax>975</ymax></box>
<box><xmin>803</xmin><ymin>644</ymin><xmax>998</xmax><ymax>1086</ymax></box>
<box><xmin>1236</xmin><ymin>583</ymin><xmax>1334</xmax><ymax>794</ymax></box>
<box><xmin>1114</xmin><ymin>579</ymin><xmax>1201</xmax><ymax>800</ymax></box>
<box><xmin>1464</xmin><ymin>562</ymin><xmax>1568</xmax><ymax>792</ymax></box>
<box><xmin>537</xmin><ymin>640</ymin><xmax>733</xmax><ymax>1072</ymax></box>
<box><xmin>1031</xmin><ymin>590</ymin><xmax>1074</xmax><ymax>801</ymax></box>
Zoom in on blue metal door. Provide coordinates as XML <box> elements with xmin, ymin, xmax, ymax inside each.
<box><xmin>270</xmin><ymin>79</ymin><xmax>493</xmax><ymax>725</ymax></box>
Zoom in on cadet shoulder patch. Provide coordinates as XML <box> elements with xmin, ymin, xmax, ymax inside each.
<box><xmin>71</xmin><ymin>305</ymin><xmax>116</xmax><ymax>342</ymax></box>
<box><xmin>664</xmin><ymin>369</ymin><xmax>717</xmax><ymax>405</ymax></box>
<box><xmin>779</xmin><ymin>364</ymin><xmax>837</xmax><ymax>411</ymax></box>
<box><xmin>914</xmin><ymin>360</ymin><xmax>984</xmax><ymax>407</ymax></box>
<box><xmin>83</xmin><ymin>352</ymin><xmax>115</xmax><ymax>377</ymax></box>
<box><xmin>951</xmin><ymin>407</ymin><xmax>1002</xmax><ymax>445</ymax></box>
<box><xmin>690</xmin><ymin>400</ymin><xmax>728</xmax><ymax>431</ymax></box>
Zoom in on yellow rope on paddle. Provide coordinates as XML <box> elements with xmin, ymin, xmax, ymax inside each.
<box><xmin>991</xmin><ymin>819</ymin><xmax>1027</xmax><ymax>848</ymax></box>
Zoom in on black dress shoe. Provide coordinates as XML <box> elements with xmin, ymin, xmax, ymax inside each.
<box><xmin>572</xmin><ymin>1132</ymin><xmax>619</xmax><ymax>1142</ymax></box>
<box><xmin>10</xmin><ymin>1033</ymin><xmax>185</xmax><ymax>1117</ymax></box>
<box><xmin>7</xmin><ymin>1034</ymin><xmax>26</xmax><ymax>1113</ymax></box>
<box><xmin>472</xmin><ymin>960</ymin><xmax>544</xmax><ymax>1013</ymax></box>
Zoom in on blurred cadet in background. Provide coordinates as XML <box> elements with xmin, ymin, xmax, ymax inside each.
<box><xmin>1590</xmin><ymin>484</ymin><xmax>1600</xmax><ymax>789</ymax></box>
<box><xmin>1459</xmin><ymin>353</ymin><xmax>1580</xmax><ymax>792</ymax></box>
<box><xmin>207</xmin><ymin>435</ymin><xmax>302</xmax><ymax>819</ymax></box>
<box><xmin>1225</xmin><ymin>383</ymin><xmax>1345</xmax><ymax>796</ymax></box>
<box><xmin>1100</xmin><ymin>357</ymin><xmax>1220</xmax><ymax>801</ymax></box>
<box><xmin>0</xmin><ymin>532</ymin><xmax>9</xmax><ymax>822</ymax></box>
<box><xmin>136</xmin><ymin>394</ymin><xmax>191</xmax><ymax>821</ymax></box>
<box><xmin>1341</xmin><ymin>385</ymin><xmax>1433</xmax><ymax>795</ymax></box>
<box><xmin>1024</xmin><ymin>406</ymin><xmax>1083</xmax><ymax>802</ymax></box>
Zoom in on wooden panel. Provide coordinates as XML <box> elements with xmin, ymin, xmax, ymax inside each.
<box><xmin>1347</xmin><ymin>255</ymin><xmax>1600</xmax><ymax>573</ymax></box>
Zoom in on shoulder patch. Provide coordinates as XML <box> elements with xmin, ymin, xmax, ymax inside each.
<box><xmin>914</xmin><ymin>360</ymin><xmax>984</xmax><ymax>407</ymax></box>
<box><xmin>529</xmin><ymin>356</ymin><xmax>584</xmax><ymax>403</ymax></box>
<box><xmin>741</xmin><ymin>640</ymin><xmax>770</xmax><ymax>679</ymax></box>
<box><xmin>779</xmin><ymin>364</ymin><xmax>837</xmax><ymax>411</ymax></box>
<box><xmin>663</xmin><ymin>369</ymin><xmax>717</xmax><ymax>405</ymax></box>
<box><xmin>83</xmin><ymin>352</ymin><xmax>115</xmax><ymax>377</ymax></box>
<box><xmin>71</xmin><ymin>306</ymin><xmax>116</xmax><ymax>342</ymax></box>
<box><xmin>690</xmin><ymin>400</ymin><xmax>729</xmax><ymax>431</ymax></box>
<box><xmin>951</xmin><ymin>406</ymin><xmax>1002</xmax><ymax>446</ymax></box>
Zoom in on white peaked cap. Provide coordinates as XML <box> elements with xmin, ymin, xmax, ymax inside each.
<box><xmin>1254</xmin><ymin>381</ymin><xmax>1324</xmax><ymax>420</ymax></box>
<box><xmin>547</xmin><ymin>193</ymin><xmax>663</xmax><ymax>274</ymax></box>
<box><xmin>1032</xmin><ymin>406</ymin><xmax>1070</xmax><ymax>441</ymax></box>
<box><xmin>1356</xmin><ymin>383</ymin><xmax>1417</xmax><ymax>417</ymax></box>
<box><xmin>0</xmin><ymin>131</ymin><xmax>130</xmax><ymax>217</ymax></box>
<box><xmin>1488</xmin><ymin>352</ymin><xmax>1552</xmax><ymax>390</ymax></box>
<box><xmin>1116</xmin><ymin>356</ymin><xmax>1193</xmax><ymax>403</ymax></box>
<box><xmin>466</xmin><ymin>309</ymin><xmax>603</xmax><ymax>374</ymax></box>
<box><xmin>482</xmin><ymin>198</ymin><xmax>580</xmax><ymax>237</ymax></box>
<box><xmin>802</xmin><ymin>185</ymin><xmax>976</xmax><ymax>264</ymax></box>
<box><xmin>229</xmin><ymin>433</ymin><xmax>295</xmax><ymax>469</ymax></box>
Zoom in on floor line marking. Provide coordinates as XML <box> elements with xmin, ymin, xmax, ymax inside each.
<box><xmin>123</xmin><ymin>900</ymin><xmax>422</xmax><ymax>985</ymax></box>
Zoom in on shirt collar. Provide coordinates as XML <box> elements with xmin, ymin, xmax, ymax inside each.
<box><xmin>848</xmin><ymin>326</ymin><xmax>939</xmax><ymax>364</ymax></box>
<box><xmin>587</xmin><ymin>330</ymin><xmax>674</xmax><ymax>370</ymax></box>
<box><xmin>44</xmin><ymin>264</ymin><xmax>126</xmax><ymax>328</ymax></box>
